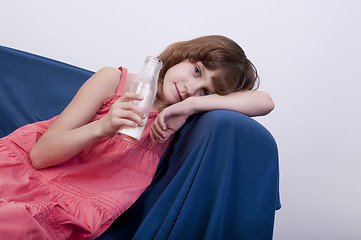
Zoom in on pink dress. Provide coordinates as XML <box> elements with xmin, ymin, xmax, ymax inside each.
<box><xmin>0</xmin><ymin>67</ymin><xmax>173</xmax><ymax>239</ymax></box>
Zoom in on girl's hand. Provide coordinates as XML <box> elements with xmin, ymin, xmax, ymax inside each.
<box><xmin>150</xmin><ymin>101</ymin><xmax>192</xmax><ymax>143</ymax></box>
<box><xmin>99</xmin><ymin>92</ymin><xmax>146</xmax><ymax>138</ymax></box>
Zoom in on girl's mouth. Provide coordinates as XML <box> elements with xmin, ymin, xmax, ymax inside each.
<box><xmin>175</xmin><ymin>85</ymin><xmax>183</xmax><ymax>101</ymax></box>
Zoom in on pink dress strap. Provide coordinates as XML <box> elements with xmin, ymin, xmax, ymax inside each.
<box><xmin>117</xmin><ymin>67</ymin><xmax>128</xmax><ymax>95</ymax></box>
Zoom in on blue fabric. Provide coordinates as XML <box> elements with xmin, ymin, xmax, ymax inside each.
<box><xmin>0</xmin><ymin>46</ymin><xmax>280</xmax><ymax>240</ymax></box>
<box><xmin>0</xmin><ymin>45</ymin><xmax>93</xmax><ymax>137</ymax></box>
<box><xmin>100</xmin><ymin>111</ymin><xmax>281</xmax><ymax>240</ymax></box>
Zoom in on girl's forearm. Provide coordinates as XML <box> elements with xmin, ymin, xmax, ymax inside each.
<box><xmin>187</xmin><ymin>90</ymin><xmax>274</xmax><ymax>117</ymax></box>
<box><xmin>30</xmin><ymin>120</ymin><xmax>105</xmax><ymax>169</ymax></box>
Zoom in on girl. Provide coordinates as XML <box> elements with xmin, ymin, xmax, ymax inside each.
<box><xmin>0</xmin><ymin>35</ymin><xmax>274</xmax><ymax>239</ymax></box>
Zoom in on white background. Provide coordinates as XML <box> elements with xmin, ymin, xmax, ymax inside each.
<box><xmin>1</xmin><ymin>0</ymin><xmax>361</xmax><ymax>239</ymax></box>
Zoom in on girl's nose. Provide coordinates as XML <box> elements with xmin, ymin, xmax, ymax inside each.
<box><xmin>184</xmin><ymin>83</ymin><xmax>194</xmax><ymax>97</ymax></box>
<box><xmin>185</xmin><ymin>82</ymin><xmax>202</xmax><ymax>97</ymax></box>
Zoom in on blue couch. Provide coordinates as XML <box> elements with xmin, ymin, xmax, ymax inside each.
<box><xmin>0</xmin><ymin>45</ymin><xmax>280</xmax><ymax>240</ymax></box>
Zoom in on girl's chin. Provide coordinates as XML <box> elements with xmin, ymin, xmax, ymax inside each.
<box><xmin>164</xmin><ymin>94</ymin><xmax>180</xmax><ymax>105</ymax></box>
<box><xmin>168</xmin><ymin>99</ymin><xmax>179</xmax><ymax>105</ymax></box>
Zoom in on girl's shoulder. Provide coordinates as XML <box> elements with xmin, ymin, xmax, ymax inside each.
<box><xmin>107</xmin><ymin>66</ymin><xmax>137</xmax><ymax>96</ymax></box>
<box><xmin>122</xmin><ymin>71</ymin><xmax>137</xmax><ymax>93</ymax></box>
<box><xmin>45</xmin><ymin>67</ymin><xmax>124</xmax><ymax>133</ymax></box>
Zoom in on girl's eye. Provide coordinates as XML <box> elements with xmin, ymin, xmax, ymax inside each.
<box><xmin>195</xmin><ymin>66</ymin><xmax>201</xmax><ymax>76</ymax></box>
<box><xmin>202</xmin><ymin>88</ymin><xmax>210</xmax><ymax>96</ymax></box>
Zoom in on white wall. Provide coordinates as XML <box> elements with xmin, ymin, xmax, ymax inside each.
<box><xmin>1</xmin><ymin>0</ymin><xmax>361</xmax><ymax>239</ymax></box>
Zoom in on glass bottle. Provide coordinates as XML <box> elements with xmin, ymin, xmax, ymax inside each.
<box><xmin>117</xmin><ymin>56</ymin><xmax>162</xmax><ymax>141</ymax></box>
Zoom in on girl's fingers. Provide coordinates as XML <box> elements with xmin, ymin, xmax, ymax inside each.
<box><xmin>150</xmin><ymin>125</ymin><xmax>163</xmax><ymax>141</ymax></box>
<box><xmin>120</xmin><ymin>111</ymin><xmax>145</xmax><ymax>126</ymax></box>
<box><xmin>119</xmin><ymin>103</ymin><xmax>146</xmax><ymax>121</ymax></box>
<box><xmin>150</xmin><ymin>127</ymin><xmax>163</xmax><ymax>143</ymax></box>
<box><xmin>111</xmin><ymin>100</ymin><xmax>146</xmax><ymax>125</ymax></box>
<box><xmin>101</xmin><ymin>93</ymin><xmax>149</xmax><ymax>137</ymax></box>
<box><xmin>115</xmin><ymin>118</ymin><xmax>138</xmax><ymax>128</ymax></box>
<box><xmin>157</xmin><ymin>113</ymin><xmax>167</xmax><ymax>131</ymax></box>
<box><xmin>120</xmin><ymin>92</ymin><xmax>144</xmax><ymax>102</ymax></box>
<box><xmin>155</xmin><ymin>118</ymin><xmax>167</xmax><ymax>138</ymax></box>
<box><xmin>150</xmin><ymin>119</ymin><xmax>166</xmax><ymax>143</ymax></box>
<box><xmin>116</xmin><ymin>94</ymin><xmax>146</xmax><ymax>118</ymax></box>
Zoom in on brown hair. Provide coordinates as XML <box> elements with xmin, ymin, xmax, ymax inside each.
<box><xmin>157</xmin><ymin>35</ymin><xmax>259</xmax><ymax>95</ymax></box>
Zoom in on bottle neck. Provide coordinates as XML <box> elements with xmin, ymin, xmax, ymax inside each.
<box><xmin>136</xmin><ymin>57</ymin><xmax>162</xmax><ymax>88</ymax></box>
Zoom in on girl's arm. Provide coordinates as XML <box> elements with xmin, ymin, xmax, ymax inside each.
<box><xmin>150</xmin><ymin>90</ymin><xmax>274</xmax><ymax>142</ymax></box>
<box><xmin>186</xmin><ymin>90</ymin><xmax>274</xmax><ymax>117</ymax></box>
<box><xmin>30</xmin><ymin>67</ymin><xmax>145</xmax><ymax>169</ymax></box>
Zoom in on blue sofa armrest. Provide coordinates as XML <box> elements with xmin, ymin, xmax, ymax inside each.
<box><xmin>101</xmin><ymin>110</ymin><xmax>281</xmax><ymax>240</ymax></box>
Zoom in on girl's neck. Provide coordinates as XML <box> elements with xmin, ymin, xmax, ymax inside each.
<box><xmin>151</xmin><ymin>95</ymin><xmax>165</xmax><ymax>112</ymax></box>
<box><xmin>152</xmin><ymin>81</ymin><xmax>166</xmax><ymax>112</ymax></box>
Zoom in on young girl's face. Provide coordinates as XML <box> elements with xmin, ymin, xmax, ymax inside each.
<box><xmin>161</xmin><ymin>60</ymin><xmax>219</xmax><ymax>105</ymax></box>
